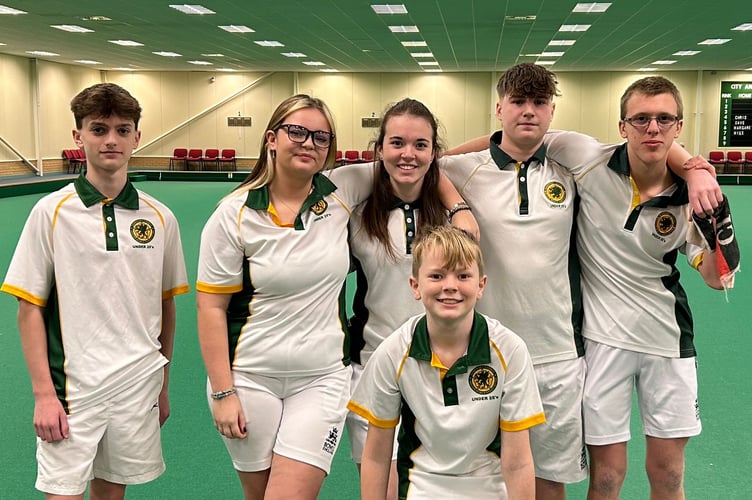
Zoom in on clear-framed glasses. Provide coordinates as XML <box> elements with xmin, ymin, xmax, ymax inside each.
<box><xmin>622</xmin><ymin>114</ymin><xmax>680</xmax><ymax>130</ymax></box>
<box><xmin>277</xmin><ymin>124</ymin><xmax>334</xmax><ymax>148</ymax></box>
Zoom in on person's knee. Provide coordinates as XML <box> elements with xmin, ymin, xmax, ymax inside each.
<box><xmin>646</xmin><ymin>458</ymin><xmax>684</xmax><ymax>494</ymax></box>
<box><xmin>589</xmin><ymin>466</ymin><xmax>626</xmax><ymax>496</ymax></box>
<box><xmin>88</xmin><ymin>479</ymin><xmax>125</xmax><ymax>500</ymax></box>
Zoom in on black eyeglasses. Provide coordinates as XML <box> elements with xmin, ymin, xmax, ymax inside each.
<box><xmin>622</xmin><ymin>114</ymin><xmax>680</xmax><ymax>130</ymax></box>
<box><xmin>277</xmin><ymin>124</ymin><xmax>334</xmax><ymax>148</ymax></box>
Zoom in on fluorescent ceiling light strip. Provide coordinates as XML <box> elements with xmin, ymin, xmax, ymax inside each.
<box><xmin>389</xmin><ymin>25</ymin><xmax>419</xmax><ymax>33</ymax></box>
<box><xmin>572</xmin><ymin>3</ymin><xmax>611</xmax><ymax>13</ymax></box>
<box><xmin>169</xmin><ymin>4</ymin><xmax>215</xmax><ymax>15</ymax></box>
<box><xmin>51</xmin><ymin>25</ymin><xmax>94</xmax><ymax>33</ymax></box>
<box><xmin>371</xmin><ymin>4</ymin><xmax>408</xmax><ymax>14</ymax></box>
<box><xmin>0</xmin><ymin>5</ymin><xmax>26</xmax><ymax>14</ymax></box>
<box><xmin>559</xmin><ymin>24</ymin><xmax>590</xmax><ymax>32</ymax></box>
<box><xmin>219</xmin><ymin>25</ymin><xmax>255</xmax><ymax>33</ymax></box>
<box><xmin>109</xmin><ymin>40</ymin><xmax>143</xmax><ymax>46</ymax></box>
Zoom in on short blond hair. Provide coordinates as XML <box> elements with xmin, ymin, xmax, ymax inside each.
<box><xmin>411</xmin><ymin>226</ymin><xmax>484</xmax><ymax>277</ymax></box>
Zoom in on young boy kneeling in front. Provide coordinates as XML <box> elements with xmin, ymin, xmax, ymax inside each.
<box><xmin>348</xmin><ymin>225</ymin><xmax>545</xmax><ymax>500</ymax></box>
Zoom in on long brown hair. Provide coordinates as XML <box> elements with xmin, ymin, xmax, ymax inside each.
<box><xmin>361</xmin><ymin>98</ymin><xmax>446</xmax><ymax>260</ymax></box>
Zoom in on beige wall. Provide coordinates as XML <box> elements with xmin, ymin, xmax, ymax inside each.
<box><xmin>1</xmin><ymin>51</ymin><xmax>751</xmax><ymax>174</ymax></box>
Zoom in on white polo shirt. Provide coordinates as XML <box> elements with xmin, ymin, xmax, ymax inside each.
<box><xmin>1</xmin><ymin>176</ymin><xmax>189</xmax><ymax>413</ymax></box>
<box><xmin>441</xmin><ymin>133</ymin><xmax>583</xmax><ymax>365</ymax></box>
<box><xmin>348</xmin><ymin>312</ymin><xmax>545</xmax><ymax>498</ymax></box>
<box><xmin>348</xmin><ymin>197</ymin><xmax>425</xmax><ymax>366</ymax></box>
<box><xmin>196</xmin><ymin>167</ymin><xmax>373</xmax><ymax>376</ymax></box>
<box><xmin>545</xmin><ymin>131</ymin><xmax>704</xmax><ymax>358</ymax></box>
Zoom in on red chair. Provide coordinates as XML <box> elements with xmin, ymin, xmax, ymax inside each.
<box><xmin>201</xmin><ymin>148</ymin><xmax>220</xmax><ymax>170</ymax></box>
<box><xmin>169</xmin><ymin>148</ymin><xmax>188</xmax><ymax>170</ymax></box>
<box><xmin>726</xmin><ymin>151</ymin><xmax>744</xmax><ymax>173</ymax></box>
<box><xmin>217</xmin><ymin>149</ymin><xmax>237</xmax><ymax>171</ymax></box>
<box><xmin>185</xmin><ymin>148</ymin><xmax>203</xmax><ymax>171</ymax></box>
<box><xmin>343</xmin><ymin>150</ymin><xmax>360</xmax><ymax>164</ymax></box>
<box><xmin>707</xmin><ymin>151</ymin><xmax>726</xmax><ymax>173</ymax></box>
<box><xmin>361</xmin><ymin>150</ymin><xmax>375</xmax><ymax>163</ymax></box>
<box><xmin>62</xmin><ymin>149</ymin><xmax>76</xmax><ymax>173</ymax></box>
<box><xmin>745</xmin><ymin>151</ymin><xmax>752</xmax><ymax>174</ymax></box>
<box><xmin>335</xmin><ymin>150</ymin><xmax>343</xmax><ymax>165</ymax></box>
<box><xmin>72</xmin><ymin>149</ymin><xmax>86</xmax><ymax>172</ymax></box>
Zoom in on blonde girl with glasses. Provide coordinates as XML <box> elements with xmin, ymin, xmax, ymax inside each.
<box><xmin>196</xmin><ymin>94</ymin><xmax>472</xmax><ymax>500</ymax></box>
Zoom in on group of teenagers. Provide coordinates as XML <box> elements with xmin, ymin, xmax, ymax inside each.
<box><xmin>1</xmin><ymin>62</ymin><xmax>740</xmax><ymax>500</ymax></box>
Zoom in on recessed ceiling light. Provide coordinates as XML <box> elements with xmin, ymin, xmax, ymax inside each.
<box><xmin>559</xmin><ymin>24</ymin><xmax>591</xmax><ymax>32</ymax></box>
<box><xmin>201</xmin><ymin>53</ymin><xmax>224</xmax><ymax>57</ymax></box>
<box><xmin>698</xmin><ymin>38</ymin><xmax>731</xmax><ymax>45</ymax></box>
<box><xmin>219</xmin><ymin>25</ymin><xmax>255</xmax><ymax>33</ymax></box>
<box><xmin>0</xmin><ymin>5</ymin><xmax>26</xmax><ymax>14</ymax></box>
<box><xmin>548</xmin><ymin>40</ymin><xmax>576</xmax><ymax>46</ymax></box>
<box><xmin>255</xmin><ymin>40</ymin><xmax>284</xmax><ymax>47</ymax></box>
<box><xmin>0</xmin><ymin>42</ymin><xmax>6</xmax><ymax>46</ymax></box>
<box><xmin>51</xmin><ymin>25</ymin><xmax>94</xmax><ymax>33</ymax></box>
<box><xmin>746</xmin><ymin>67</ymin><xmax>752</xmax><ymax>71</ymax></box>
<box><xmin>423</xmin><ymin>68</ymin><xmax>443</xmax><ymax>72</ymax></box>
<box><xmin>153</xmin><ymin>51</ymin><xmax>182</xmax><ymax>57</ymax></box>
<box><xmin>505</xmin><ymin>16</ymin><xmax>536</xmax><ymax>21</ymax></box>
<box><xmin>188</xmin><ymin>60</ymin><xmax>213</xmax><ymax>65</ymax></box>
<box><xmin>536</xmin><ymin>61</ymin><xmax>556</xmax><ymax>66</ymax></box>
<box><xmin>652</xmin><ymin>60</ymin><xmax>677</xmax><ymax>65</ymax></box>
<box><xmin>637</xmin><ymin>67</ymin><xmax>657</xmax><ymax>71</ymax></box>
<box><xmin>402</xmin><ymin>41</ymin><xmax>427</xmax><ymax>47</ymax></box>
<box><xmin>418</xmin><ymin>61</ymin><xmax>439</xmax><ymax>66</ymax></box>
<box><xmin>320</xmin><ymin>68</ymin><xmax>340</xmax><ymax>72</ymax></box>
<box><xmin>281</xmin><ymin>52</ymin><xmax>307</xmax><ymax>58</ymax></box>
<box><xmin>81</xmin><ymin>16</ymin><xmax>111</xmax><ymax>21</ymax></box>
<box><xmin>673</xmin><ymin>50</ymin><xmax>700</xmax><ymax>56</ymax></box>
<box><xmin>216</xmin><ymin>68</ymin><xmax>237</xmax><ymax>72</ymax></box>
<box><xmin>75</xmin><ymin>60</ymin><xmax>101</xmax><ymax>65</ymax></box>
<box><xmin>540</xmin><ymin>51</ymin><xmax>565</xmax><ymax>57</ymax></box>
<box><xmin>731</xmin><ymin>23</ymin><xmax>752</xmax><ymax>31</ymax></box>
<box><xmin>169</xmin><ymin>4</ymin><xmax>215</xmax><ymax>15</ymax></box>
<box><xmin>572</xmin><ymin>3</ymin><xmax>611</xmax><ymax>13</ymax></box>
<box><xmin>113</xmin><ymin>67</ymin><xmax>136</xmax><ymax>71</ymax></box>
<box><xmin>26</xmin><ymin>51</ymin><xmax>59</xmax><ymax>56</ymax></box>
<box><xmin>410</xmin><ymin>52</ymin><xmax>433</xmax><ymax>58</ymax></box>
<box><xmin>389</xmin><ymin>25</ymin><xmax>419</xmax><ymax>33</ymax></box>
<box><xmin>371</xmin><ymin>4</ymin><xmax>408</xmax><ymax>14</ymax></box>
<box><xmin>303</xmin><ymin>61</ymin><xmax>325</xmax><ymax>66</ymax></box>
<box><xmin>109</xmin><ymin>40</ymin><xmax>144</xmax><ymax>46</ymax></box>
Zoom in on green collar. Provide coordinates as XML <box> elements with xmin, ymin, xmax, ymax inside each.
<box><xmin>489</xmin><ymin>130</ymin><xmax>548</xmax><ymax>169</ymax></box>
<box><xmin>244</xmin><ymin>172</ymin><xmax>338</xmax><ymax>230</ymax></box>
<box><xmin>409</xmin><ymin>311</ymin><xmax>491</xmax><ymax>375</ymax></box>
<box><xmin>607</xmin><ymin>143</ymin><xmax>689</xmax><ymax>205</ymax></box>
<box><xmin>74</xmin><ymin>174</ymin><xmax>139</xmax><ymax>209</ymax></box>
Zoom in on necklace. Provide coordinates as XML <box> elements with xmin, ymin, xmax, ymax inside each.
<box><xmin>270</xmin><ymin>185</ymin><xmax>313</xmax><ymax>219</ymax></box>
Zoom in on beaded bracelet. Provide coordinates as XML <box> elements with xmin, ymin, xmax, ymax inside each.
<box><xmin>210</xmin><ymin>387</ymin><xmax>237</xmax><ymax>400</ymax></box>
<box><xmin>448</xmin><ymin>202</ymin><xmax>472</xmax><ymax>222</ymax></box>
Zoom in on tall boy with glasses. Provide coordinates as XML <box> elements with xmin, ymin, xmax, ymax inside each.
<box><xmin>544</xmin><ymin>75</ymin><xmax>733</xmax><ymax>499</ymax></box>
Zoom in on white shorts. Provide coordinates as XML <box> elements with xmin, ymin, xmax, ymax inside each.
<box><xmin>345</xmin><ymin>363</ymin><xmax>399</xmax><ymax>463</ymax></box>
<box><xmin>212</xmin><ymin>366</ymin><xmax>351</xmax><ymax>474</ymax></box>
<box><xmin>583</xmin><ymin>340</ymin><xmax>702</xmax><ymax>446</ymax></box>
<box><xmin>529</xmin><ymin>357</ymin><xmax>588</xmax><ymax>483</ymax></box>
<box><xmin>36</xmin><ymin>370</ymin><xmax>165</xmax><ymax>496</ymax></box>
